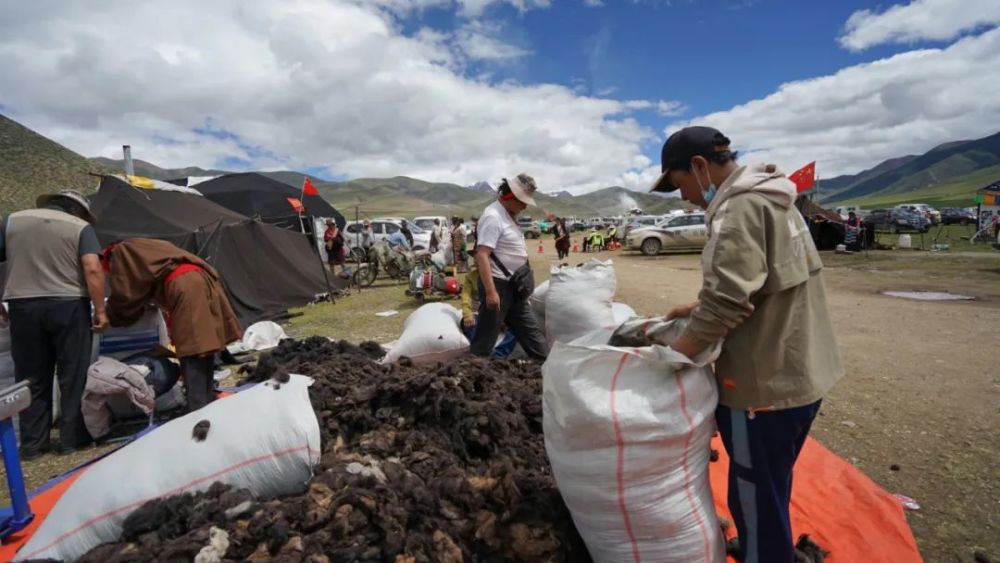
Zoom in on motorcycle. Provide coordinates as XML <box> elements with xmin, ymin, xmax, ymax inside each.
<box><xmin>405</xmin><ymin>253</ymin><xmax>462</xmax><ymax>301</ymax></box>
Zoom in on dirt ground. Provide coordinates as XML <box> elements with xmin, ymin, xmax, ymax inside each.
<box><xmin>7</xmin><ymin>237</ymin><xmax>998</xmax><ymax>561</ymax></box>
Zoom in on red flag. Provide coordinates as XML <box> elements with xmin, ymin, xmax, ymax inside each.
<box><xmin>789</xmin><ymin>161</ymin><xmax>816</xmax><ymax>193</ymax></box>
<box><xmin>286</xmin><ymin>197</ymin><xmax>305</xmax><ymax>213</ymax></box>
<box><xmin>302</xmin><ymin>177</ymin><xmax>319</xmax><ymax>196</ymax></box>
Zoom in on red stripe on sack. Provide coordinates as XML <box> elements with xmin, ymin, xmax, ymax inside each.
<box><xmin>20</xmin><ymin>444</ymin><xmax>316</xmax><ymax>560</ymax></box>
<box><xmin>674</xmin><ymin>370</ymin><xmax>713</xmax><ymax>561</ymax></box>
<box><xmin>609</xmin><ymin>352</ymin><xmax>642</xmax><ymax>563</ymax></box>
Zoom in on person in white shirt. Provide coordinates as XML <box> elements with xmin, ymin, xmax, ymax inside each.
<box><xmin>470</xmin><ymin>174</ymin><xmax>548</xmax><ymax>360</ymax></box>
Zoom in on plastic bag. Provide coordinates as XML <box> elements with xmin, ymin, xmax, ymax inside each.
<box><xmin>611</xmin><ymin>302</ymin><xmax>636</xmax><ymax>325</ymax></box>
<box><xmin>16</xmin><ymin>374</ymin><xmax>321</xmax><ymax>562</ymax></box>
<box><xmin>529</xmin><ymin>280</ymin><xmax>549</xmax><ymax>329</ymax></box>
<box><xmin>381</xmin><ymin>303</ymin><xmax>469</xmax><ymax>365</ymax></box>
<box><xmin>542</xmin><ymin>318</ymin><xmax>725</xmax><ymax>563</ymax></box>
<box><xmin>238</xmin><ymin>321</ymin><xmax>289</xmax><ymax>352</ymax></box>
<box><xmin>545</xmin><ymin>260</ymin><xmax>617</xmax><ymax>344</ymax></box>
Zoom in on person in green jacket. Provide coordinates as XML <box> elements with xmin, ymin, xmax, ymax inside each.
<box><xmin>651</xmin><ymin>126</ymin><xmax>844</xmax><ymax>563</ymax></box>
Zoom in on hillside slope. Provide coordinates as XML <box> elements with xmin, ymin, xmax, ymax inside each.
<box><xmin>90</xmin><ymin>157</ymin><xmax>229</xmax><ymax>180</ymax></box>
<box><xmin>833</xmin><ymin>163</ymin><xmax>1000</xmax><ymax>209</ymax></box>
<box><xmin>828</xmin><ymin>131</ymin><xmax>1000</xmax><ymax>203</ymax></box>
<box><xmin>0</xmin><ymin>114</ymin><xmax>113</xmax><ymax>215</ymax></box>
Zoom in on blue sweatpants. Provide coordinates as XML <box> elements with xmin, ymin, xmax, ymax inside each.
<box><xmin>716</xmin><ymin>400</ymin><xmax>821</xmax><ymax>563</ymax></box>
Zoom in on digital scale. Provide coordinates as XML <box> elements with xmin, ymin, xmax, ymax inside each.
<box><xmin>0</xmin><ymin>381</ymin><xmax>34</xmax><ymax>540</ymax></box>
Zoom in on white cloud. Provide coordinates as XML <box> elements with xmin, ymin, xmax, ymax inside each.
<box><xmin>454</xmin><ymin>20</ymin><xmax>531</xmax><ymax>60</ymax></box>
<box><xmin>667</xmin><ymin>26</ymin><xmax>1000</xmax><ymax>179</ymax></box>
<box><xmin>583</xmin><ymin>0</ymin><xmax>604</xmax><ymax>7</ymax></box>
<box><xmin>0</xmin><ymin>0</ymin><xmax>652</xmax><ymax>194</ymax></box>
<box><xmin>655</xmin><ymin>100</ymin><xmax>686</xmax><ymax>116</ymax></box>
<box><xmin>839</xmin><ymin>0</ymin><xmax>1000</xmax><ymax>51</ymax></box>
<box><xmin>363</xmin><ymin>0</ymin><xmax>551</xmax><ymax>17</ymax></box>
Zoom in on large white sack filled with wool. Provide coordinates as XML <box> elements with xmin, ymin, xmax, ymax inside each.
<box><xmin>545</xmin><ymin>260</ymin><xmax>617</xmax><ymax>344</ymax></box>
<box><xmin>542</xmin><ymin>317</ymin><xmax>725</xmax><ymax>563</ymax></box>
<box><xmin>16</xmin><ymin>374</ymin><xmax>320</xmax><ymax>562</ymax></box>
<box><xmin>382</xmin><ymin>302</ymin><xmax>469</xmax><ymax>365</ymax></box>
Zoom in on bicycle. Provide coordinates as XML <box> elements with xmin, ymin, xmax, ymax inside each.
<box><xmin>351</xmin><ymin>243</ymin><xmax>412</xmax><ymax>288</ymax></box>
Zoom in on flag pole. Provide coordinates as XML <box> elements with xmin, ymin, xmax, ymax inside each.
<box><xmin>302</xmin><ymin>175</ymin><xmax>336</xmax><ymax>303</ymax></box>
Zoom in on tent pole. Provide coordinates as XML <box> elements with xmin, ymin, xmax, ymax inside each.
<box><xmin>306</xmin><ymin>213</ymin><xmax>336</xmax><ymax>304</ymax></box>
<box><xmin>355</xmin><ymin>206</ymin><xmax>360</xmax><ymax>294</ymax></box>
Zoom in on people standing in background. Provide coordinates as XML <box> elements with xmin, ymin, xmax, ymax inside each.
<box><xmin>400</xmin><ymin>221</ymin><xmax>414</xmax><ymax>249</ymax></box>
<box><xmin>361</xmin><ymin>220</ymin><xmax>375</xmax><ymax>256</ymax></box>
<box><xmin>451</xmin><ymin>216</ymin><xmax>469</xmax><ymax>273</ymax></box>
<box><xmin>0</xmin><ymin>189</ymin><xmax>108</xmax><ymax>460</ymax></box>
<box><xmin>554</xmin><ymin>217</ymin><xmax>570</xmax><ymax>259</ymax></box>
<box><xmin>470</xmin><ymin>174</ymin><xmax>547</xmax><ymax>360</ymax></box>
<box><xmin>103</xmin><ymin>238</ymin><xmax>243</xmax><ymax>413</ymax></box>
<box><xmin>430</xmin><ymin>218</ymin><xmax>444</xmax><ymax>253</ymax></box>
<box><xmin>844</xmin><ymin>212</ymin><xmax>862</xmax><ymax>251</ymax></box>
<box><xmin>324</xmin><ymin>220</ymin><xmax>345</xmax><ymax>274</ymax></box>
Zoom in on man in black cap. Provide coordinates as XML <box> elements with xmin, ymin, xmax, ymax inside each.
<box><xmin>653</xmin><ymin>127</ymin><xmax>843</xmax><ymax>562</ymax></box>
<box><xmin>0</xmin><ymin>189</ymin><xmax>108</xmax><ymax>459</ymax></box>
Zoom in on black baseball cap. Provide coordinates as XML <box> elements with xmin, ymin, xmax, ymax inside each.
<box><xmin>649</xmin><ymin>126</ymin><xmax>734</xmax><ymax>193</ymax></box>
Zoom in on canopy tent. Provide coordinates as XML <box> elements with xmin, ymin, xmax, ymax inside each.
<box><xmin>796</xmin><ymin>194</ymin><xmax>846</xmax><ymax>250</ymax></box>
<box><xmin>91</xmin><ymin>176</ymin><xmax>343</xmax><ymax>326</ymax></box>
<box><xmin>193</xmin><ymin>173</ymin><xmax>345</xmax><ymax>231</ymax></box>
<box><xmin>976</xmin><ymin>178</ymin><xmax>1000</xmax><ymax>230</ymax></box>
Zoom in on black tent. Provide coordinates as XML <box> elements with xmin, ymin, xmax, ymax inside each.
<box><xmin>194</xmin><ymin>173</ymin><xmax>345</xmax><ymax>231</ymax></box>
<box><xmin>796</xmin><ymin>194</ymin><xmax>846</xmax><ymax>250</ymax></box>
<box><xmin>91</xmin><ymin>176</ymin><xmax>344</xmax><ymax>326</ymax></box>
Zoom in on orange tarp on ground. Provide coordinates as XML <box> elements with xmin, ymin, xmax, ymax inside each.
<box><xmin>711</xmin><ymin>435</ymin><xmax>923</xmax><ymax>562</ymax></box>
<box><xmin>0</xmin><ymin>471</ymin><xmax>83</xmax><ymax>561</ymax></box>
<box><xmin>3</xmin><ymin>434</ymin><xmax>923</xmax><ymax>561</ymax></box>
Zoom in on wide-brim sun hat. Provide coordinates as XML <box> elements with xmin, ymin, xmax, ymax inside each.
<box><xmin>37</xmin><ymin>189</ymin><xmax>96</xmax><ymax>224</ymax></box>
<box><xmin>508</xmin><ymin>174</ymin><xmax>538</xmax><ymax>207</ymax></box>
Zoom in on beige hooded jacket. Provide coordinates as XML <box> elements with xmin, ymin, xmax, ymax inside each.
<box><xmin>682</xmin><ymin>164</ymin><xmax>844</xmax><ymax>411</ymax></box>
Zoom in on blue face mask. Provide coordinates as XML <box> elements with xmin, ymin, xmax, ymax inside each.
<box><xmin>694</xmin><ymin>168</ymin><xmax>717</xmax><ymax>205</ymax></box>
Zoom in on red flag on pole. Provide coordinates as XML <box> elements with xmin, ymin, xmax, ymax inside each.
<box><xmin>789</xmin><ymin>161</ymin><xmax>816</xmax><ymax>193</ymax></box>
<box><xmin>286</xmin><ymin>197</ymin><xmax>305</xmax><ymax>213</ymax></box>
<box><xmin>302</xmin><ymin>177</ymin><xmax>319</xmax><ymax>196</ymax></box>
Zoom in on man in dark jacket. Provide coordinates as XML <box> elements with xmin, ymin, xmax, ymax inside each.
<box><xmin>0</xmin><ymin>189</ymin><xmax>108</xmax><ymax>459</ymax></box>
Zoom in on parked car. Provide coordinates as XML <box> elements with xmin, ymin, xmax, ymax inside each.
<box><xmin>622</xmin><ymin>215</ymin><xmax>663</xmax><ymax>238</ymax></box>
<box><xmin>863</xmin><ymin>208</ymin><xmax>930</xmax><ymax>233</ymax></box>
<box><xmin>517</xmin><ymin>217</ymin><xmax>542</xmax><ymax>239</ymax></box>
<box><xmin>626</xmin><ymin>213</ymin><xmax>708</xmax><ymax>256</ymax></box>
<box><xmin>344</xmin><ymin>218</ymin><xmax>431</xmax><ymax>252</ymax></box>
<box><xmin>413</xmin><ymin>215</ymin><xmax>449</xmax><ymax>231</ymax></box>
<box><xmin>896</xmin><ymin>203</ymin><xmax>941</xmax><ymax>225</ymax></box>
<box><xmin>939</xmin><ymin>207</ymin><xmax>976</xmax><ymax>225</ymax></box>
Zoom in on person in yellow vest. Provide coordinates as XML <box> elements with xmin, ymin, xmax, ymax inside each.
<box><xmin>0</xmin><ymin>189</ymin><xmax>108</xmax><ymax>459</ymax></box>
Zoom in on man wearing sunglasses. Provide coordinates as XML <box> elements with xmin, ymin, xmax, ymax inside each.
<box><xmin>652</xmin><ymin>126</ymin><xmax>843</xmax><ymax>563</ymax></box>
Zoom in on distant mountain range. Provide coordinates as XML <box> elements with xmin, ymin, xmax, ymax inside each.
<box><xmin>822</xmin><ymin>131</ymin><xmax>1000</xmax><ymax>208</ymax></box>
<box><xmin>7</xmin><ymin>111</ymin><xmax>994</xmax><ymax>220</ymax></box>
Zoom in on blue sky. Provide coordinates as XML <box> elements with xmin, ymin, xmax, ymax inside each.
<box><xmin>397</xmin><ymin>0</ymin><xmax>992</xmax><ymax>177</ymax></box>
<box><xmin>2</xmin><ymin>0</ymin><xmax>999</xmax><ymax>192</ymax></box>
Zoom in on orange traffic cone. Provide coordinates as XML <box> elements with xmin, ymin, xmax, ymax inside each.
<box><xmin>537</xmin><ymin>240</ymin><xmax>544</xmax><ymax>254</ymax></box>
<box><xmin>571</xmin><ymin>239</ymin><xmax>579</xmax><ymax>253</ymax></box>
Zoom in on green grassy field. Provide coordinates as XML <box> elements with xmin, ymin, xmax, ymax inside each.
<box><xmin>826</xmin><ymin>164</ymin><xmax>1000</xmax><ymax>210</ymax></box>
